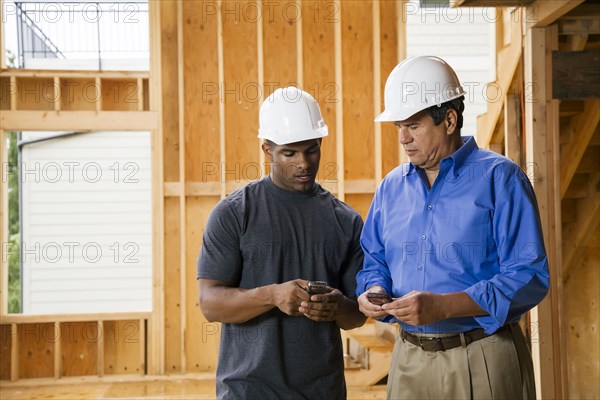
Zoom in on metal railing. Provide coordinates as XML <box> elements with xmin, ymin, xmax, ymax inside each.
<box><xmin>14</xmin><ymin>1</ymin><xmax>149</xmax><ymax>70</ymax></box>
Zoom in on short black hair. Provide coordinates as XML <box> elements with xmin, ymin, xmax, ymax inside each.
<box><xmin>427</xmin><ymin>96</ymin><xmax>465</xmax><ymax>132</ymax></box>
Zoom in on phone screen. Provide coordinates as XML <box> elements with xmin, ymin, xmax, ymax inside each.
<box><xmin>367</xmin><ymin>292</ymin><xmax>391</xmax><ymax>305</ymax></box>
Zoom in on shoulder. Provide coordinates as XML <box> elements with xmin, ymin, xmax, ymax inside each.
<box><xmin>210</xmin><ymin>179</ymin><xmax>265</xmax><ymax>219</ymax></box>
<box><xmin>473</xmin><ymin>148</ymin><xmax>527</xmax><ymax>178</ymax></box>
<box><xmin>467</xmin><ymin>148</ymin><xmax>531</xmax><ymax>192</ymax></box>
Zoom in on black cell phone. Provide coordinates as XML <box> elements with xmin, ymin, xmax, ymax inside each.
<box><xmin>306</xmin><ymin>281</ymin><xmax>328</xmax><ymax>295</ymax></box>
<box><xmin>367</xmin><ymin>292</ymin><xmax>392</xmax><ymax>305</ymax></box>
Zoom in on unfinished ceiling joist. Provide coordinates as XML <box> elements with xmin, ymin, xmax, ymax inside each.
<box><xmin>526</xmin><ymin>0</ymin><xmax>586</xmax><ymax>28</ymax></box>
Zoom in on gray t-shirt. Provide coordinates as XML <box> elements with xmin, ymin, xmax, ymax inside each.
<box><xmin>197</xmin><ymin>176</ymin><xmax>364</xmax><ymax>400</ymax></box>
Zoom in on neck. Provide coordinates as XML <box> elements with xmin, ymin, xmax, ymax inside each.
<box><xmin>424</xmin><ymin>134</ymin><xmax>464</xmax><ymax>187</ymax></box>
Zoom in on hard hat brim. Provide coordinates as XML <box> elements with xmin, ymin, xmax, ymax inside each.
<box><xmin>374</xmin><ymin>91</ymin><xmax>466</xmax><ymax>123</ymax></box>
<box><xmin>258</xmin><ymin>127</ymin><xmax>328</xmax><ymax>145</ymax></box>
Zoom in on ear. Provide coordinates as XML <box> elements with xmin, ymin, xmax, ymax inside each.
<box><xmin>261</xmin><ymin>142</ymin><xmax>273</xmax><ymax>161</ymax></box>
<box><xmin>445</xmin><ymin>108</ymin><xmax>458</xmax><ymax>136</ymax></box>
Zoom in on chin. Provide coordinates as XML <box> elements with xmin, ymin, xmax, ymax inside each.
<box><xmin>293</xmin><ymin>181</ymin><xmax>315</xmax><ymax>192</ymax></box>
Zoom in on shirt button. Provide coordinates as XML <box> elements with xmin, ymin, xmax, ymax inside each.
<box><xmin>427</xmin><ymin>205</ymin><xmax>433</xmax><ymax>210</ymax></box>
<box><xmin>421</xmin><ymin>235</ymin><xmax>426</xmax><ymax>240</ymax></box>
<box><xmin>417</xmin><ymin>265</ymin><xmax>423</xmax><ymax>271</ymax></box>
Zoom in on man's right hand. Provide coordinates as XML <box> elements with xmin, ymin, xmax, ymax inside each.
<box><xmin>357</xmin><ymin>285</ymin><xmax>390</xmax><ymax>319</ymax></box>
<box><xmin>270</xmin><ymin>279</ymin><xmax>311</xmax><ymax>317</ymax></box>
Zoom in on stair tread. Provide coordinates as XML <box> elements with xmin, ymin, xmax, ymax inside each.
<box><xmin>344</xmin><ymin>356</ymin><xmax>363</xmax><ymax>370</ymax></box>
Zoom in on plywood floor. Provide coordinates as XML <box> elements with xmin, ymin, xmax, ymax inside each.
<box><xmin>0</xmin><ymin>377</ymin><xmax>387</xmax><ymax>399</ymax></box>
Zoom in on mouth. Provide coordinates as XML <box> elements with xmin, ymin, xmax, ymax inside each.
<box><xmin>405</xmin><ymin>149</ymin><xmax>417</xmax><ymax>157</ymax></box>
<box><xmin>294</xmin><ymin>173</ymin><xmax>314</xmax><ymax>183</ymax></box>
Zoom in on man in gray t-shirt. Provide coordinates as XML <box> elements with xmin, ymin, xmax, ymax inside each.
<box><xmin>197</xmin><ymin>87</ymin><xmax>366</xmax><ymax>399</ymax></box>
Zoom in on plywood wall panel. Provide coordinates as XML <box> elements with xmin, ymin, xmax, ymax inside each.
<box><xmin>222</xmin><ymin>0</ymin><xmax>260</xmax><ymax>185</ymax></box>
<box><xmin>164</xmin><ymin>197</ymin><xmax>182</xmax><ymax>373</ymax></box>
<box><xmin>18</xmin><ymin>323</ymin><xmax>54</xmax><ymax>379</ymax></box>
<box><xmin>564</xmin><ymin>236</ymin><xmax>600</xmax><ymax>398</ymax></box>
<box><xmin>60</xmin><ymin>78</ymin><xmax>97</xmax><ymax>111</ymax></box>
<box><xmin>302</xmin><ymin>0</ymin><xmax>338</xmax><ymax>183</ymax></box>
<box><xmin>101</xmin><ymin>79</ymin><xmax>141</xmax><ymax>111</ymax></box>
<box><xmin>0</xmin><ymin>324</ymin><xmax>11</xmax><ymax>380</ymax></box>
<box><xmin>15</xmin><ymin>78</ymin><xmax>55</xmax><ymax>111</ymax></box>
<box><xmin>61</xmin><ymin>322</ymin><xmax>97</xmax><ymax>377</ymax></box>
<box><xmin>103</xmin><ymin>320</ymin><xmax>142</xmax><ymax>375</ymax></box>
<box><xmin>185</xmin><ymin>196</ymin><xmax>220</xmax><ymax>372</ymax></box>
<box><xmin>263</xmin><ymin>0</ymin><xmax>298</xmax><ymax>93</ymax></box>
<box><xmin>183</xmin><ymin>0</ymin><xmax>221</xmax><ymax>183</ymax></box>
<box><xmin>341</xmin><ymin>1</ymin><xmax>374</xmax><ymax>181</ymax></box>
<box><xmin>380</xmin><ymin>0</ymin><xmax>400</xmax><ymax>177</ymax></box>
<box><xmin>161</xmin><ymin>0</ymin><xmax>180</xmax><ymax>182</ymax></box>
<box><xmin>345</xmin><ymin>194</ymin><xmax>375</xmax><ymax>221</ymax></box>
<box><xmin>0</xmin><ymin>76</ymin><xmax>11</xmax><ymax>110</ymax></box>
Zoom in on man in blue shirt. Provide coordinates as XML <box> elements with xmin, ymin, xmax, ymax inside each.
<box><xmin>357</xmin><ymin>56</ymin><xmax>549</xmax><ymax>399</ymax></box>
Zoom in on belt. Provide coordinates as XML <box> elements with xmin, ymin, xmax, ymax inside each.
<box><xmin>400</xmin><ymin>324</ymin><xmax>512</xmax><ymax>352</ymax></box>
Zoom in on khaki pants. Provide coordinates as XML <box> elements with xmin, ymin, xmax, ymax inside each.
<box><xmin>387</xmin><ymin>325</ymin><xmax>535</xmax><ymax>400</ymax></box>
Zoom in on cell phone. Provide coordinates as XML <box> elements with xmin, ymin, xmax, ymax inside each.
<box><xmin>367</xmin><ymin>292</ymin><xmax>392</xmax><ymax>305</ymax></box>
<box><xmin>306</xmin><ymin>281</ymin><xmax>328</xmax><ymax>295</ymax></box>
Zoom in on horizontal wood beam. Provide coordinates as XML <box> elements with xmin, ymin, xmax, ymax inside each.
<box><xmin>560</xmin><ymin>100</ymin><xmax>600</xmax><ymax>198</ymax></box>
<box><xmin>527</xmin><ymin>0</ymin><xmax>585</xmax><ymax>29</ymax></box>
<box><xmin>451</xmin><ymin>0</ymin><xmax>533</xmax><ymax>6</ymax></box>
<box><xmin>0</xmin><ymin>111</ymin><xmax>158</xmax><ymax>131</ymax></box>
<box><xmin>0</xmin><ymin>312</ymin><xmax>151</xmax><ymax>323</ymax></box>
<box><xmin>0</xmin><ymin>70</ymin><xmax>149</xmax><ymax>79</ymax></box>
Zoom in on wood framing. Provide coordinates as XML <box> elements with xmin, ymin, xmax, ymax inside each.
<box><xmin>559</xmin><ymin>100</ymin><xmax>600</xmax><ymax>198</ymax></box>
<box><xmin>524</xmin><ymin>24</ymin><xmax>567</xmax><ymax>400</ymax></box>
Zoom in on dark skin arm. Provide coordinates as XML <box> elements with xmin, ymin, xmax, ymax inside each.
<box><xmin>198</xmin><ymin>278</ymin><xmax>310</xmax><ymax>324</ymax></box>
<box><xmin>199</xmin><ymin>279</ymin><xmax>366</xmax><ymax>329</ymax></box>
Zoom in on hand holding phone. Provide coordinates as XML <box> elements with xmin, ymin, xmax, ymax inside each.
<box><xmin>306</xmin><ymin>281</ymin><xmax>328</xmax><ymax>295</ymax></box>
<box><xmin>367</xmin><ymin>292</ymin><xmax>392</xmax><ymax>305</ymax></box>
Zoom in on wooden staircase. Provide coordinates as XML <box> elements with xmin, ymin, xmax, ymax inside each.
<box><xmin>343</xmin><ymin>320</ymin><xmax>397</xmax><ymax>387</ymax></box>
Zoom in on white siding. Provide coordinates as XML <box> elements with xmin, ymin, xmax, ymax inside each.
<box><xmin>20</xmin><ymin>131</ymin><xmax>152</xmax><ymax>314</ymax></box>
<box><xmin>406</xmin><ymin>1</ymin><xmax>495</xmax><ymax>138</ymax></box>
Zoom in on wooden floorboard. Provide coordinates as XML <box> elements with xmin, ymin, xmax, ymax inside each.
<box><xmin>0</xmin><ymin>377</ymin><xmax>387</xmax><ymax>399</ymax></box>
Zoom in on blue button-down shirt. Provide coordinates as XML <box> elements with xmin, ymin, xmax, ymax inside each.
<box><xmin>357</xmin><ymin>136</ymin><xmax>549</xmax><ymax>334</ymax></box>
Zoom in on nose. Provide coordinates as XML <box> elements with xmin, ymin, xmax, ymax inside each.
<box><xmin>399</xmin><ymin>126</ymin><xmax>412</xmax><ymax>145</ymax></box>
<box><xmin>296</xmin><ymin>153</ymin><xmax>308</xmax><ymax>169</ymax></box>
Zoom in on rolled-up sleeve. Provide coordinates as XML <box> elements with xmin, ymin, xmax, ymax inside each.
<box><xmin>464</xmin><ymin>164</ymin><xmax>549</xmax><ymax>334</ymax></box>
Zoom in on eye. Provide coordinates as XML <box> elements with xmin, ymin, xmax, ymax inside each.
<box><xmin>282</xmin><ymin>151</ymin><xmax>295</xmax><ymax>157</ymax></box>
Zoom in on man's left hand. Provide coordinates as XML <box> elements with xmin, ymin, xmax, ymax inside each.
<box><xmin>381</xmin><ymin>290</ymin><xmax>446</xmax><ymax>326</ymax></box>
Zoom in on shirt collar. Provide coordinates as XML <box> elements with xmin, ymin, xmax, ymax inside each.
<box><xmin>402</xmin><ymin>136</ymin><xmax>478</xmax><ymax>177</ymax></box>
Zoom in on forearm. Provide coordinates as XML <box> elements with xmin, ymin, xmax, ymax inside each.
<box><xmin>335</xmin><ymin>296</ymin><xmax>367</xmax><ymax>330</ymax></box>
<box><xmin>199</xmin><ymin>282</ymin><xmax>276</xmax><ymax>324</ymax></box>
<box><xmin>439</xmin><ymin>292</ymin><xmax>487</xmax><ymax>320</ymax></box>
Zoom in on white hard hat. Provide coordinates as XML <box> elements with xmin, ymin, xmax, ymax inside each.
<box><xmin>258</xmin><ymin>87</ymin><xmax>328</xmax><ymax>145</ymax></box>
<box><xmin>375</xmin><ymin>55</ymin><xmax>466</xmax><ymax>122</ymax></box>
